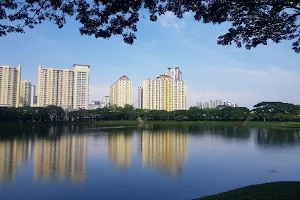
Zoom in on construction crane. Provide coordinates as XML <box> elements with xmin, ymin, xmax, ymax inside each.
<box><xmin>197</xmin><ymin>89</ymin><xmax>206</xmax><ymax>109</ymax></box>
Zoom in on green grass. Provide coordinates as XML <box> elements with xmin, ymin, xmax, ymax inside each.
<box><xmin>194</xmin><ymin>181</ymin><xmax>300</xmax><ymax>200</ymax></box>
<box><xmin>76</xmin><ymin>120</ymin><xmax>300</xmax><ymax>128</ymax></box>
<box><xmin>7</xmin><ymin>120</ymin><xmax>299</xmax><ymax>129</ymax></box>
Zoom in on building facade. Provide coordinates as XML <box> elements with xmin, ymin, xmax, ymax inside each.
<box><xmin>138</xmin><ymin>86</ymin><xmax>143</xmax><ymax>109</ymax></box>
<box><xmin>20</xmin><ymin>80</ymin><xmax>33</xmax><ymax>107</ymax></box>
<box><xmin>198</xmin><ymin>100</ymin><xmax>238</xmax><ymax>109</ymax></box>
<box><xmin>166</xmin><ymin>67</ymin><xmax>182</xmax><ymax>81</ymax></box>
<box><xmin>142</xmin><ymin>68</ymin><xmax>187</xmax><ymax>111</ymax></box>
<box><xmin>37</xmin><ymin>64</ymin><xmax>90</xmax><ymax>109</ymax></box>
<box><xmin>0</xmin><ymin>65</ymin><xmax>21</xmax><ymax>107</ymax></box>
<box><xmin>30</xmin><ymin>85</ymin><xmax>37</xmax><ymax>107</ymax></box>
<box><xmin>88</xmin><ymin>101</ymin><xmax>101</xmax><ymax>110</ymax></box>
<box><xmin>109</xmin><ymin>75</ymin><xmax>132</xmax><ymax>107</ymax></box>
<box><xmin>73</xmin><ymin>64</ymin><xmax>90</xmax><ymax>109</ymax></box>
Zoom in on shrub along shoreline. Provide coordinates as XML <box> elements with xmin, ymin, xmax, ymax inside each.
<box><xmin>76</xmin><ymin>120</ymin><xmax>300</xmax><ymax>129</ymax></box>
<box><xmin>194</xmin><ymin>181</ymin><xmax>300</xmax><ymax>200</ymax></box>
<box><xmin>1</xmin><ymin>120</ymin><xmax>300</xmax><ymax>129</ymax></box>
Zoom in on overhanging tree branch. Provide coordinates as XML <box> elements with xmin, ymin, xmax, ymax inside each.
<box><xmin>0</xmin><ymin>0</ymin><xmax>299</xmax><ymax>52</ymax></box>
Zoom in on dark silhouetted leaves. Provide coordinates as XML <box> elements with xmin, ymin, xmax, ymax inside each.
<box><xmin>0</xmin><ymin>0</ymin><xmax>299</xmax><ymax>50</ymax></box>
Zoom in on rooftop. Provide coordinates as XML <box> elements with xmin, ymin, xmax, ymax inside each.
<box><xmin>119</xmin><ymin>75</ymin><xmax>130</xmax><ymax>80</ymax></box>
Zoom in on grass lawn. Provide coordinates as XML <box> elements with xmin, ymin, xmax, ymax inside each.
<box><xmin>194</xmin><ymin>181</ymin><xmax>300</xmax><ymax>200</ymax></box>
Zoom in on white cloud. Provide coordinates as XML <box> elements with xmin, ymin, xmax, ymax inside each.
<box><xmin>158</xmin><ymin>11</ymin><xmax>185</xmax><ymax>29</ymax></box>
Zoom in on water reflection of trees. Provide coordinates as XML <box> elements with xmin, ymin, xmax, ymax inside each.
<box><xmin>138</xmin><ymin>128</ymin><xmax>188</xmax><ymax>177</ymax></box>
<box><xmin>149</xmin><ymin>125</ymin><xmax>251</xmax><ymax>141</ymax></box>
<box><xmin>255</xmin><ymin>128</ymin><xmax>300</xmax><ymax>148</ymax></box>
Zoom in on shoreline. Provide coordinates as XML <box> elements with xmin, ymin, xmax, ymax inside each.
<box><xmin>2</xmin><ymin>120</ymin><xmax>300</xmax><ymax>129</ymax></box>
<box><xmin>194</xmin><ymin>181</ymin><xmax>300</xmax><ymax>200</ymax></box>
<box><xmin>75</xmin><ymin>120</ymin><xmax>300</xmax><ymax>128</ymax></box>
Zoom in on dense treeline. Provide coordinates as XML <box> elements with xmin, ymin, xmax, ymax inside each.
<box><xmin>251</xmin><ymin>102</ymin><xmax>300</xmax><ymax>122</ymax></box>
<box><xmin>68</xmin><ymin>105</ymin><xmax>249</xmax><ymax>121</ymax></box>
<box><xmin>0</xmin><ymin>102</ymin><xmax>299</xmax><ymax>123</ymax></box>
<box><xmin>0</xmin><ymin>106</ymin><xmax>65</xmax><ymax>122</ymax></box>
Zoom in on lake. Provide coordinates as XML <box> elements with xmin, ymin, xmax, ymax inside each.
<box><xmin>0</xmin><ymin>123</ymin><xmax>300</xmax><ymax>200</ymax></box>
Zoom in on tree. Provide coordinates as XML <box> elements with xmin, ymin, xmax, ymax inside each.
<box><xmin>229</xmin><ymin>107</ymin><xmax>249</xmax><ymax>120</ymax></box>
<box><xmin>252</xmin><ymin>101</ymin><xmax>300</xmax><ymax>122</ymax></box>
<box><xmin>188</xmin><ymin>106</ymin><xmax>201</xmax><ymax>121</ymax></box>
<box><xmin>121</xmin><ymin>104</ymin><xmax>136</xmax><ymax>120</ymax></box>
<box><xmin>1</xmin><ymin>1</ymin><xmax>299</xmax><ymax>52</ymax></box>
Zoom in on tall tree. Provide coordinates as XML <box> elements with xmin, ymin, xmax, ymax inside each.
<box><xmin>1</xmin><ymin>0</ymin><xmax>299</xmax><ymax>52</ymax></box>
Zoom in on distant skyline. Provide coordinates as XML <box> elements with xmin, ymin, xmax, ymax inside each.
<box><xmin>0</xmin><ymin>11</ymin><xmax>299</xmax><ymax>108</ymax></box>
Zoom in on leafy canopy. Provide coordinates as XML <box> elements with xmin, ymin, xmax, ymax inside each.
<box><xmin>0</xmin><ymin>0</ymin><xmax>299</xmax><ymax>51</ymax></box>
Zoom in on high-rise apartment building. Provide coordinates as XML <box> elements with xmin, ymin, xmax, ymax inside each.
<box><xmin>37</xmin><ymin>64</ymin><xmax>90</xmax><ymax>109</ymax></box>
<box><xmin>0</xmin><ymin>65</ymin><xmax>21</xmax><ymax>107</ymax></box>
<box><xmin>30</xmin><ymin>85</ymin><xmax>36</xmax><ymax>107</ymax></box>
<box><xmin>38</xmin><ymin>66</ymin><xmax>74</xmax><ymax>108</ymax></box>
<box><xmin>198</xmin><ymin>100</ymin><xmax>238</xmax><ymax>109</ymax></box>
<box><xmin>142</xmin><ymin>68</ymin><xmax>187</xmax><ymax>111</ymax></box>
<box><xmin>109</xmin><ymin>75</ymin><xmax>132</xmax><ymax>107</ymax></box>
<box><xmin>73</xmin><ymin>64</ymin><xmax>90</xmax><ymax>109</ymax></box>
<box><xmin>167</xmin><ymin>67</ymin><xmax>182</xmax><ymax>81</ymax></box>
<box><xmin>20</xmin><ymin>80</ymin><xmax>33</xmax><ymax>107</ymax></box>
<box><xmin>138</xmin><ymin>86</ymin><xmax>143</xmax><ymax>109</ymax></box>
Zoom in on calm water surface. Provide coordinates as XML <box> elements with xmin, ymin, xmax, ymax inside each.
<box><xmin>0</xmin><ymin>124</ymin><xmax>300</xmax><ymax>200</ymax></box>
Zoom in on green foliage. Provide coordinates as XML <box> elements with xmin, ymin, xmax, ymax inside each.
<box><xmin>195</xmin><ymin>181</ymin><xmax>300</xmax><ymax>200</ymax></box>
<box><xmin>0</xmin><ymin>1</ymin><xmax>299</xmax><ymax>52</ymax></box>
<box><xmin>0</xmin><ymin>106</ymin><xmax>65</xmax><ymax>122</ymax></box>
<box><xmin>51</xmin><ymin>104</ymin><xmax>251</xmax><ymax>122</ymax></box>
<box><xmin>2</xmin><ymin>101</ymin><xmax>300</xmax><ymax>123</ymax></box>
<box><xmin>252</xmin><ymin>101</ymin><xmax>300</xmax><ymax>122</ymax></box>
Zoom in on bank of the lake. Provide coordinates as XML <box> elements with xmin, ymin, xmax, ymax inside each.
<box><xmin>74</xmin><ymin>120</ymin><xmax>300</xmax><ymax>129</ymax></box>
<box><xmin>194</xmin><ymin>181</ymin><xmax>300</xmax><ymax>200</ymax></box>
<box><xmin>2</xmin><ymin>120</ymin><xmax>300</xmax><ymax>130</ymax></box>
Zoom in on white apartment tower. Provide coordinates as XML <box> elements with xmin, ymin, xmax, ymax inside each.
<box><xmin>138</xmin><ymin>86</ymin><xmax>143</xmax><ymax>109</ymax></box>
<box><xmin>30</xmin><ymin>85</ymin><xmax>36</xmax><ymax>107</ymax></box>
<box><xmin>73</xmin><ymin>64</ymin><xmax>90</xmax><ymax>109</ymax></box>
<box><xmin>142</xmin><ymin>68</ymin><xmax>187</xmax><ymax>111</ymax></box>
<box><xmin>37</xmin><ymin>64</ymin><xmax>90</xmax><ymax>109</ymax></box>
<box><xmin>0</xmin><ymin>65</ymin><xmax>21</xmax><ymax>107</ymax></box>
<box><xmin>167</xmin><ymin>67</ymin><xmax>182</xmax><ymax>81</ymax></box>
<box><xmin>20</xmin><ymin>80</ymin><xmax>33</xmax><ymax>107</ymax></box>
<box><xmin>109</xmin><ymin>75</ymin><xmax>132</xmax><ymax>107</ymax></box>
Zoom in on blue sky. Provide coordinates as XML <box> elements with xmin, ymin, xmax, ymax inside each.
<box><xmin>0</xmin><ymin>12</ymin><xmax>299</xmax><ymax>108</ymax></box>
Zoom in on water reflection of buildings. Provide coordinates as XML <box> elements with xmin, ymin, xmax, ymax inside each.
<box><xmin>108</xmin><ymin>132</ymin><xmax>132</xmax><ymax>170</ymax></box>
<box><xmin>34</xmin><ymin>134</ymin><xmax>87</xmax><ymax>182</ymax></box>
<box><xmin>139</xmin><ymin>130</ymin><xmax>188</xmax><ymax>177</ymax></box>
<box><xmin>0</xmin><ymin>139</ymin><xmax>31</xmax><ymax>183</ymax></box>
